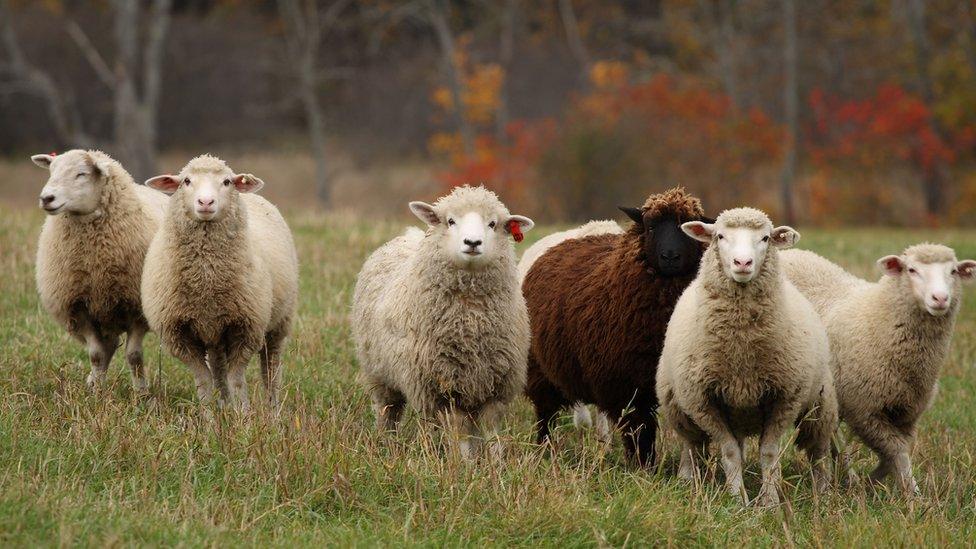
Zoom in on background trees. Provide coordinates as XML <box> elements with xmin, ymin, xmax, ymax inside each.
<box><xmin>2</xmin><ymin>0</ymin><xmax>975</xmax><ymax>225</ymax></box>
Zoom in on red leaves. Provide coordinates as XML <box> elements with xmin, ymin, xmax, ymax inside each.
<box><xmin>807</xmin><ymin>84</ymin><xmax>972</xmax><ymax>171</ymax></box>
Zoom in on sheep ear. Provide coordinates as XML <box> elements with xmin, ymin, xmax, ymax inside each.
<box><xmin>145</xmin><ymin>175</ymin><xmax>181</xmax><ymax>195</ymax></box>
<box><xmin>770</xmin><ymin>226</ymin><xmax>800</xmax><ymax>248</ymax></box>
<box><xmin>681</xmin><ymin>221</ymin><xmax>714</xmax><ymax>243</ymax></box>
<box><xmin>409</xmin><ymin>201</ymin><xmax>440</xmax><ymax>226</ymax></box>
<box><xmin>31</xmin><ymin>154</ymin><xmax>54</xmax><ymax>169</ymax></box>
<box><xmin>699</xmin><ymin>215</ymin><xmax>716</xmax><ymax>224</ymax></box>
<box><xmin>233</xmin><ymin>173</ymin><xmax>265</xmax><ymax>193</ymax></box>
<box><xmin>877</xmin><ymin>255</ymin><xmax>905</xmax><ymax>276</ymax></box>
<box><xmin>956</xmin><ymin>260</ymin><xmax>976</xmax><ymax>281</ymax></box>
<box><xmin>505</xmin><ymin>215</ymin><xmax>534</xmax><ymax>234</ymax></box>
<box><xmin>618</xmin><ymin>206</ymin><xmax>644</xmax><ymax>227</ymax></box>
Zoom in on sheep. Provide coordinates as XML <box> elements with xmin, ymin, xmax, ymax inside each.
<box><xmin>781</xmin><ymin>244</ymin><xmax>976</xmax><ymax>495</ymax></box>
<box><xmin>32</xmin><ymin>149</ymin><xmax>168</xmax><ymax>392</ymax></box>
<box><xmin>517</xmin><ymin>219</ymin><xmax>623</xmax><ymax>441</ymax></box>
<box><xmin>351</xmin><ymin>185</ymin><xmax>534</xmax><ymax>460</ymax></box>
<box><xmin>141</xmin><ymin>155</ymin><xmax>298</xmax><ymax>412</ymax></box>
<box><xmin>522</xmin><ymin>187</ymin><xmax>712</xmax><ymax>467</ymax></box>
<box><xmin>656</xmin><ymin>207</ymin><xmax>838</xmax><ymax>506</ymax></box>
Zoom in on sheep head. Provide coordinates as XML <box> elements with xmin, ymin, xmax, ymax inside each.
<box><xmin>619</xmin><ymin>187</ymin><xmax>712</xmax><ymax>277</ymax></box>
<box><xmin>683</xmin><ymin>207</ymin><xmax>798</xmax><ymax>284</ymax></box>
<box><xmin>878</xmin><ymin>244</ymin><xmax>976</xmax><ymax>317</ymax></box>
<box><xmin>31</xmin><ymin>150</ymin><xmax>116</xmax><ymax>217</ymax></box>
<box><xmin>146</xmin><ymin>154</ymin><xmax>264</xmax><ymax>222</ymax></box>
<box><xmin>409</xmin><ymin>185</ymin><xmax>533</xmax><ymax>269</ymax></box>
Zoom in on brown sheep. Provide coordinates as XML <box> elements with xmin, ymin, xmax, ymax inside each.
<box><xmin>522</xmin><ymin>187</ymin><xmax>712</xmax><ymax>466</ymax></box>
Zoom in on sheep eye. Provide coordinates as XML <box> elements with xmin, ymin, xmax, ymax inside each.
<box><xmin>908</xmin><ymin>268</ymin><xmax>917</xmax><ymax>274</ymax></box>
<box><xmin>762</xmin><ymin>235</ymin><xmax>770</xmax><ymax>242</ymax></box>
<box><xmin>447</xmin><ymin>218</ymin><xmax>455</xmax><ymax>226</ymax></box>
<box><xmin>75</xmin><ymin>172</ymin><xmax>86</xmax><ymax>178</ymax></box>
<box><xmin>488</xmin><ymin>221</ymin><xmax>496</xmax><ymax>229</ymax></box>
<box><xmin>223</xmin><ymin>179</ymin><xmax>231</xmax><ymax>186</ymax></box>
<box><xmin>183</xmin><ymin>178</ymin><xmax>191</xmax><ymax>186</ymax></box>
<box><xmin>717</xmin><ymin>234</ymin><xmax>724</xmax><ymax>240</ymax></box>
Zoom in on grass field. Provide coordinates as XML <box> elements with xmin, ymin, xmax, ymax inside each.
<box><xmin>1</xmin><ymin>208</ymin><xmax>976</xmax><ymax>547</ymax></box>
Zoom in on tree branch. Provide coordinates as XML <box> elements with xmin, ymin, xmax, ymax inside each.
<box><xmin>64</xmin><ymin>20</ymin><xmax>116</xmax><ymax>90</ymax></box>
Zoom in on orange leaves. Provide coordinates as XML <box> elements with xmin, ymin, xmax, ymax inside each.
<box><xmin>430</xmin><ymin>38</ymin><xmax>504</xmax><ymax>127</ymax></box>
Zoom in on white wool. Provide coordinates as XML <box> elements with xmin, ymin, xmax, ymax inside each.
<box><xmin>351</xmin><ymin>186</ymin><xmax>531</xmax><ymax>460</ymax></box>
<box><xmin>657</xmin><ymin>207</ymin><xmax>837</xmax><ymax>506</ymax></box>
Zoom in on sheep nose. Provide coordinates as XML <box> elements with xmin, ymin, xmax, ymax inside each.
<box><xmin>197</xmin><ymin>197</ymin><xmax>215</xmax><ymax>207</ymax></box>
<box><xmin>660</xmin><ymin>251</ymin><xmax>681</xmax><ymax>262</ymax></box>
<box><xmin>931</xmin><ymin>292</ymin><xmax>949</xmax><ymax>306</ymax></box>
<box><xmin>40</xmin><ymin>194</ymin><xmax>55</xmax><ymax>206</ymax></box>
<box><xmin>733</xmin><ymin>258</ymin><xmax>753</xmax><ymax>268</ymax></box>
<box><xmin>463</xmin><ymin>239</ymin><xmax>482</xmax><ymax>247</ymax></box>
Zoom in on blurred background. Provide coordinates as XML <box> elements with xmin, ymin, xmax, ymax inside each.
<box><xmin>1</xmin><ymin>0</ymin><xmax>975</xmax><ymax>225</ymax></box>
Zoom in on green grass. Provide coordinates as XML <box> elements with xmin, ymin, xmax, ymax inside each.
<box><xmin>2</xmin><ymin>208</ymin><xmax>976</xmax><ymax>547</ymax></box>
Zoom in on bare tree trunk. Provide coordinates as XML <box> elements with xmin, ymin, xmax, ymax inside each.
<box><xmin>0</xmin><ymin>0</ymin><xmax>95</xmax><ymax>147</ymax></box>
<box><xmin>428</xmin><ymin>0</ymin><xmax>474</xmax><ymax>157</ymax></box>
<box><xmin>105</xmin><ymin>0</ymin><xmax>170</xmax><ymax>183</ymax></box>
<box><xmin>905</xmin><ymin>0</ymin><xmax>946</xmax><ymax>219</ymax></box>
<box><xmin>717</xmin><ymin>0</ymin><xmax>740</xmax><ymax>108</ymax></box>
<box><xmin>779</xmin><ymin>0</ymin><xmax>797</xmax><ymax>225</ymax></box>
<box><xmin>495</xmin><ymin>0</ymin><xmax>517</xmax><ymax>144</ymax></box>
<box><xmin>558</xmin><ymin>0</ymin><xmax>591</xmax><ymax>90</ymax></box>
<box><xmin>277</xmin><ymin>0</ymin><xmax>351</xmax><ymax>207</ymax></box>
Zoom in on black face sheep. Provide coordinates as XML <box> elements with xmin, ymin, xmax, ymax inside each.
<box><xmin>781</xmin><ymin>244</ymin><xmax>976</xmax><ymax>495</ymax></box>
<box><xmin>351</xmin><ymin>185</ymin><xmax>534</xmax><ymax>460</ymax></box>
<box><xmin>32</xmin><ymin>150</ymin><xmax>168</xmax><ymax>392</ymax></box>
<box><xmin>141</xmin><ymin>155</ymin><xmax>299</xmax><ymax>413</ymax></box>
<box><xmin>521</xmin><ymin>187</ymin><xmax>712</xmax><ymax>467</ymax></box>
<box><xmin>517</xmin><ymin>219</ymin><xmax>625</xmax><ymax>442</ymax></box>
<box><xmin>656</xmin><ymin>207</ymin><xmax>838</xmax><ymax>506</ymax></box>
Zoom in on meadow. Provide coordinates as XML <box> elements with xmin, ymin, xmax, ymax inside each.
<box><xmin>1</xmin><ymin>207</ymin><xmax>976</xmax><ymax>547</ymax></box>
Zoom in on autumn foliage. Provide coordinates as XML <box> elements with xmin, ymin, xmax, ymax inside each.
<box><xmin>431</xmin><ymin>59</ymin><xmax>784</xmax><ymax>220</ymax></box>
<box><xmin>806</xmin><ymin>85</ymin><xmax>976</xmax><ymax>224</ymax></box>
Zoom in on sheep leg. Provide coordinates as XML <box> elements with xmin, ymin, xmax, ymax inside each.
<box><xmin>853</xmin><ymin>414</ymin><xmax>918</xmax><ymax>496</ymax></box>
<box><xmin>620</xmin><ymin>406</ymin><xmax>656</xmax><ymax>467</ymax></box>
<box><xmin>685</xmin><ymin>398</ymin><xmax>745</xmax><ymax>503</ymax></box>
<box><xmin>218</xmin><ymin>345</ymin><xmax>252</xmax><ymax>414</ymax></box>
<box><xmin>796</xmin><ymin>400</ymin><xmax>838</xmax><ymax>495</ymax></box>
<box><xmin>572</xmin><ymin>403</ymin><xmax>593</xmax><ymax>429</ymax></box>
<box><xmin>593</xmin><ymin>410</ymin><xmax>613</xmax><ymax>445</ymax></box>
<box><xmin>678</xmin><ymin>439</ymin><xmax>709</xmax><ymax>482</ymax></box>
<box><xmin>174</xmin><ymin>347</ymin><xmax>215</xmax><ymax>415</ymax></box>
<box><xmin>260</xmin><ymin>328</ymin><xmax>287</xmax><ymax>410</ymax></box>
<box><xmin>124</xmin><ymin>323</ymin><xmax>149</xmax><ymax>393</ymax></box>
<box><xmin>756</xmin><ymin>401</ymin><xmax>797</xmax><ymax>508</ymax></box>
<box><xmin>479</xmin><ymin>402</ymin><xmax>506</xmax><ymax>463</ymax></box>
<box><xmin>370</xmin><ymin>384</ymin><xmax>406</xmax><ymax>432</ymax></box>
<box><xmin>82</xmin><ymin>325</ymin><xmax>117</xmax><ymax>391</ymax></box>
<box><xmin>441</xmin><ymin>409</ymin><xmax>481</xmax><ymax>461</ymax></box>
<box><xmin>525</xmin><ymin>364</ymin><xmax>568</xmax><ymax>446</ymax></box>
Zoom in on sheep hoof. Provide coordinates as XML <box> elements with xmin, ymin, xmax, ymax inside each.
<box><xmin>85</xmin><ymin>372</ymin><xmax>104</xmax><ymax>391</ymax></box>
<box><xmin>755</xmin><ymin>486</ymin><xmax>780</xmax><ymax>508</ymax></box>
<box><xmin>572</xmin><ymin>405</ymin><xmax>593</xmax><ymax>429</ymax></box>
<box><xmin>131</xmin><ymin>377</ymin><xmax>149</xmax><ymax>394</ymax></box>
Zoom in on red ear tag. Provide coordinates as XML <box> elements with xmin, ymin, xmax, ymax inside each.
<box><xmin>508</xmin><ymin>219</ymin><xmax>523</xmax><ymax>242</ymax></box>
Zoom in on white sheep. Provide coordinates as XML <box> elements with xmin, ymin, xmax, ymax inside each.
<box><xmin>517</xmin><ymin>219</ymin><xmax>623</xmax><ymax>441</ymax></box>
<box><xmin>781</xmin><ymin>244</ymin><xmax>976</xmax><ymax>495</ymax></box>
<box><xmin>32</xmin><ymin>149</ymin><xmax>167</xmax><ymax>391</ymax></box>
<box><xmin>141</xmin><ymin>155</ymin><xmax>298</xmax><ymax>412</ymax></box>
<box><xmin>351</xmin><ymin>185</ymin><xmax>534</xmax><ymax>459</ymax></box>
<box><xmin>656</xmin><ymin>207</ymin><xmax>838</xmax><ymax>506</ymax></box>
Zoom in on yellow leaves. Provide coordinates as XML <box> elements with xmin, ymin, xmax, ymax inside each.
<box><xmin>589</xmin><ymin>60</ymin><xmax>630</xmax><ymax>90</ymax></box>
<box><xmin>429</xmin><ymin>36</ymin><xmax>506</xmax><ymax>158</ymax></box>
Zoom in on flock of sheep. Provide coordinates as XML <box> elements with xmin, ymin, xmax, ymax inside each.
<box><xmin>30</xmin><ymin>149</ymin><xmax>975</xmax><ymax>507</ymax></box>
